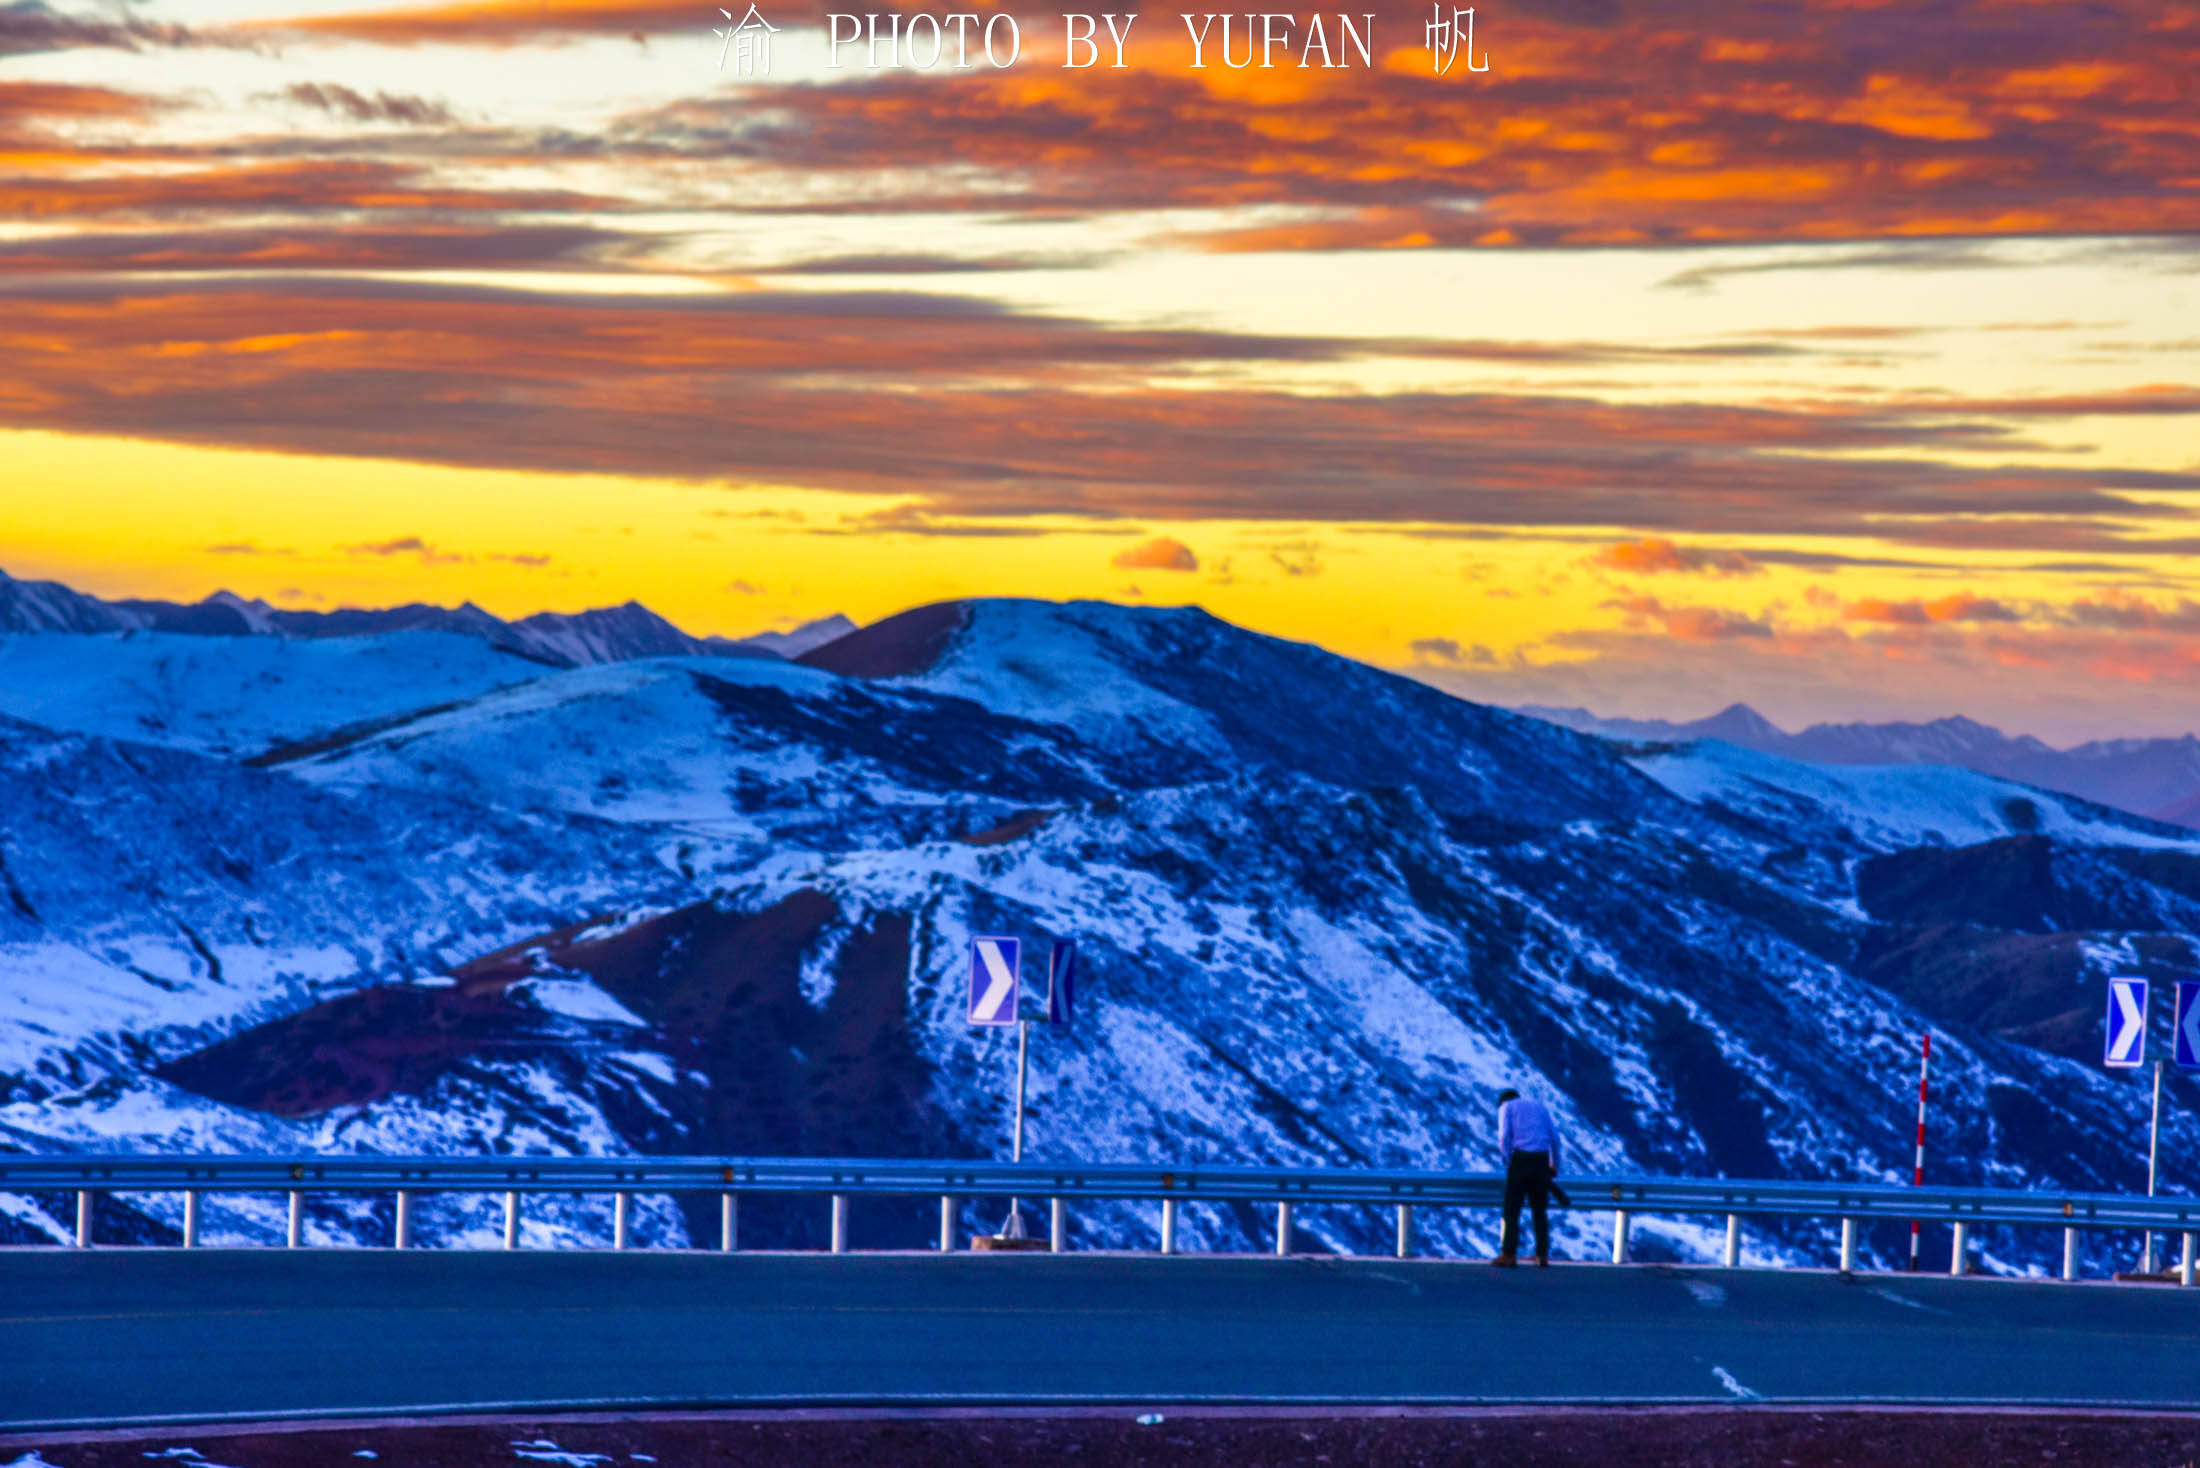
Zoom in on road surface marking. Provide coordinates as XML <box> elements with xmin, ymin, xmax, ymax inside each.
<box><xmin>1867</xmin><ymin>1286</ymin><xmax>1951</xmax><ymax>1316</ymax></box>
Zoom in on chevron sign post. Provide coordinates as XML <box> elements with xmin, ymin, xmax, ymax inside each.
<box><xmin>969</xmin><ymin>935</ymin><xmax>1032</xmax><ymax>1242</ymax></box>
<box><xmin>968</xmin><ymin>937</ymin><xmax>1020</xmax><ymax>1027</ymax></box>
<box><xmin>2104</xmin><ymin>976</ymin><xmax>2148</xmax><ymax>1069</ymax></box>
<box><xmin>1047</xmin><ymin>939</ymin><xmax>1076</xmax><ymax>1026</ymax></box>
<box><xmin>2176</xmin><ymin>981</ymin><xmax>2200</xmax><ymax>1072</ymax></box>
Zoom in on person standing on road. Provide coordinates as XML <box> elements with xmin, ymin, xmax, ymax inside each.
<box><xmin>1491</xmin><ymin>1087</ymin><xmax>1562</xmax><ymax>1268</ymax></box>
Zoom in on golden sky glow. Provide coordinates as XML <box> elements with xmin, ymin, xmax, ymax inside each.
<box><xmin>3</xmin><ymin>0</ymin><xmax>2199</xmax><ymax>737</ymax></box>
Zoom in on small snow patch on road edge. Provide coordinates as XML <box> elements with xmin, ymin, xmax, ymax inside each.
<box><xmin>1712</xmin><ymin>1365</ymin><xmax>1760</xmax><ymax>1401</ymax></box>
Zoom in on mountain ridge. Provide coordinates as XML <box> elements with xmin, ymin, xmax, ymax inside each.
<box><xmin>1525</xmin><ymin>702</ymin><xmax>2200</xmax><ymax>829</ymax></box>
<box><xmin>3</xmin><ymin>594</ymin><xmax>2195</xmax><ymax>1271</ymax></box>
<box><xmin>0</xmin><ymin>566</ymin><xmax>851</xmax><ymax>670</ymax></box>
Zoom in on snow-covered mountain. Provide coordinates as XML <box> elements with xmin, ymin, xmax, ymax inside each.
<box><xmin>508</xmin><ymin>603</ymin><xmax>766</xmax><ymax>667</ymax></box>
<box><xmin>1527</xmin><ymin>702</ymin><xmax>2200</xmax><ymax>829</ymax></box>
<box><xmin>728</xmin><ymin>614</ymin><xmax>858</xmax><ymax>659</ymax></box>
<box><xmin>3</xmin><ymin>598</ymin><xmax>2195</xmax><ymax>1273</ymax></box>
<box><xmin>0</xmin><ymin>567</ymin><xmax>849</xmax><ymax>670</ymax></box>
<box><xmin>0</xmin><ymin>569</ymin><xmax>138</xmax><ymax>634</ymax></box>
<box><xmin>0</xmin><ymin>629</ymin><xmax>546</xmax><ymax>760</ymax></box>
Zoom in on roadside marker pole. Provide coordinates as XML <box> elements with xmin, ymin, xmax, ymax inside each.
<box><xmin>2143</xmin><ymin>1058</ymin><xmax>2164</xmax><ymax>1274</ymax></box>
<box><xmin>969</xmin><ymin>937</ymin><xmax>1025</xmax><ymax>1241</ymax></box>
<box><xmin>1003</xmin><ymin>1016</ymin><xmax>1031</xmax><ymax>1239</ymax></box>
<box><xmin>1909</xmin><ymin>1032</ymin><xmax>1931</xmax><ymax>1272</ymax></box>
<box><xmin>1014</xmin><ymin>1017</ymin><xmax>1030</xmax><ymax>1164</ymax></box>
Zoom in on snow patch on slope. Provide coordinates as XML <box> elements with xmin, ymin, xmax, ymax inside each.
<box><xmin>0</xmin><ymin>630</ymin><xmax>545</xmax><ymax>759</ymax></box>
<box><xmin>1632</xmin><ymin>741</ymin><xmax>2200</xmax><ymax>853</ymax></box>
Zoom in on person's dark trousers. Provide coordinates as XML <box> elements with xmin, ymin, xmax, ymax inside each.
<box><xmin>1500</xmin><ymin>1149</ymin><xmax>1553</xmax><ymax>1262</ymax></box>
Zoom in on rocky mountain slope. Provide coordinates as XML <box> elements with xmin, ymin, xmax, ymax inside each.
<box><xmin>2</xmin><ymin>598</ymin><xmax>2194</xmax><ymax>1273</ymax></box>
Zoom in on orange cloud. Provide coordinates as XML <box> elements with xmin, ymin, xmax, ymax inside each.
<box><xmin>345</xmin><ymin>535</ymin><xmax>467</xmax><ymax>564</ymax></box>
<box><xmin>5</xmin><ymin>275</ymin><xmax>2199</xmax><ymax>545</ymax></box>
<box><xmin>1605</xmin><ymin>594</ymin><xmax>1773</xmax><ymax>641</ymax></box>
<box><xmin>1113</xmin><ymin>537</ymin><xmax>1199</xmax><ymax>572</ymax></box>
<box><xmin>10</xmin><ymin>0</ymin><xmax>2191</xmax><ymax>261</ymax></box>
<box><xmin>1845</xmin><ymin>593</ymin><xmax>2021</xmax><ymax>624</ymax></box>
<box><xmin>1410</xmin><ymin>637</ymin><xmax>1494</xmax><ymax>667</ymax></box>
<box><xmin>555</xmin><ymin>0</ymin><xmax>2200</xmax><ymax>250</ymax></box>
<box><xmin>0</xmin><ymin>159</ymin><xmax>611</xmax><ymax>221</ymax></box>
<box><xmin>2063</xmin><ymin>590</ymin><xmax>2200</xmax><ymax>633</ymax></box>
<box><xmin>1590</xmin><ymin>537</ymin><xmax>1761</xmax><ymax>577</ymax></box>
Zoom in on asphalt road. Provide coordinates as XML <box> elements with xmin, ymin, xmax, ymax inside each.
<box><xmin>6</xmin><ymin>1250</ymin><xmax>2200</xmax><ymax>1429</ymax></box>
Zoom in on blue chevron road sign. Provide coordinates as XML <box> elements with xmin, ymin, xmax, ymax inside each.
<box><xmin>2105</xmin><ymin>976</ymin><xmax>2148</xmax><ymax>1069</ymax></box>
<box><xmin>1047</xmin><ymin>940</ymin><xmax>1075</xmax><ymax>1026</ymax></box>
<box><xmin>2174</xmin><ymin>980</ymin><xmax>2200</xmax><ymax>1072</ymax></box>
<box><xmin>969</xmin><ymin>936</ymin><xmax>1020</xmax><ymax>1027</ymax></box>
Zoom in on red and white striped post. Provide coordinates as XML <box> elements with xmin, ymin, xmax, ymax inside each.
<box><xmin>1908</xmin><ymin>1032</ymin><xmax>1932</xmax><ymax>1272</ymax></box>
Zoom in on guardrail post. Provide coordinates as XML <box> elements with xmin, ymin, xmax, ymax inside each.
<box><xmin>287</xmin><ymin>1190</ymin><xmax>305</xmax><ymax>1248</ymax></box>
<box><xmin>830</xmin><ymin>1194</ymin><xmax>849</xmax><ymax>1254</ymax></box>
<box><xmin>1160</xmin><ymin>1197</ymin><xmax>1178</xmax><ymax>1255</ymax></box>
<box><xmin>723</xmin><ymin>1193</ymin><xmax>739</xmax><ymax>1253</ymax></box>
<box><xmin>394</xmin><ymin>1190</ymin><xmax>414</xmax><ymax>1250</ymax></box>
<box><xmin>2063</xmin><ymin>1227</ymin><xmax>2079</xmax><ymax>1281</ymax></box>
<box><xmin>1050</xmin><ymin>1198</ymin><xmax>1066</xmax><ymax>1253</ymax></box>
<box><xmin>2183</xmin><ymin>1232</ymin><xmax>2195</xmax><ymax>1288</ymax></box>
<box><xmin>1949</xmin><ymin>1220</ymin><xmax>1968</xmax><ymax>1275</ymax></box>
<box><xmin>183</xmin><ymin>1190</ymin><xmax>200</xmax><ymax>1249</ymax></box>
<box><xmin>938</xmin><ymin>1196</ymin><xmax>954</xmax><ymax>1252</ymax></box>
<box><xmin>503</xmin><ymin>1191</ymin><xmax>520</xmax><ymax>1250</ymax></box>
<box><xmin>75</xmin><ymin>1190</ymin><xmax>92</xmax><ymax>1248</ymax></box>
<box><xmin>1723</xmin><ymin>1214</ymin><xmax>1740</xmax><ymax>1268</ymax></box>
<box><xmin>1276</xmin><ymin>1201</ymin><xmax>1293</xmax><ymax>1256</ymax></box>
<box><xmin>1395</xmin><ymin>1204</ymin><xmax>1412</xmax><ymax>1259</ymax></box>
<box><xmin>614</xmin><ymin>1192</ymin><xmax>632</xmax><ymax>1250</ymax></box>
<box><xmin>1839</xmin><ymin>1217</ymin><xmax>1857</xmax><ymax>1274</ymax></box>
<box><xmin>1611</xmin><ymin>1210</ymin><xmax>1630</xmax><ymax>1264</ymax></box>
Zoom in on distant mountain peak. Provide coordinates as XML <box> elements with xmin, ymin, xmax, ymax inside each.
<box><xmin>1700</xmin><ymin>703</ymin><xmax>1785</xmax><ymax>740</ymax></box>
<box><xmin>0</xmin><ymin>567</ymin><xmax>134</xmax><ymax>634</ymax></box>
<box><xmin>728</xmin><ymin>613</ymin><xmax>858</xmax><ymax>661</ymax></box>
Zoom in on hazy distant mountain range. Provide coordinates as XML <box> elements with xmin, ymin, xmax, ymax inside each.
<box><xmin>0</xmin><ymin>567</ymin><xmax>854</xmax><ymax>669</ymax></box>
<box><xmin>1524</xmin><ymin>703</ymin><xmax>2200</xmax><ymax>830</ymax></box>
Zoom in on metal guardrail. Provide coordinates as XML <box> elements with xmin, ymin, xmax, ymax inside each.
<box><xmin>3</xmin><ymin>1155</ymin><xmax>2195</xmax><ymax>1283</ymax></box>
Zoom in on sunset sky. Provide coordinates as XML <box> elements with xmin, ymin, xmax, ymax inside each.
<box><xmin>2</xmin><ymin>0</ymin><xmax>2198</xmax><ymax>739</ymax></box>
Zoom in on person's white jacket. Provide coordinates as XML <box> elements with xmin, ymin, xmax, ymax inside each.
<box><xmin>1497</xmin><ymin>1096</ymin><xmax>1562</xmax><ymax>1173</ymax></box>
